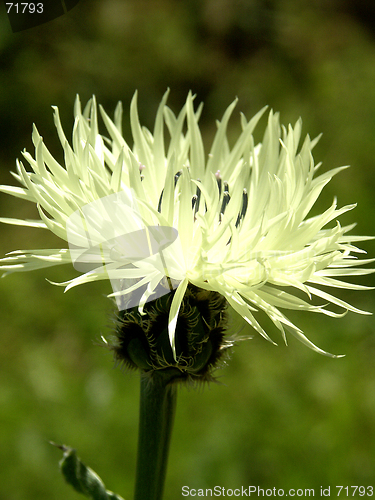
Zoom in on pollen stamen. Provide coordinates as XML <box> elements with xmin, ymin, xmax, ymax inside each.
<box><xmin>192</xmin><ymin>182</ymin><xmax>201</xmax><ymax>215</ymax></box>
<box><xmin>235</xmin><ymin>189</ymin><xmax>248</xmax><ymax>228</ymax></box>
<box><xmin>215</xmin><ymin>170</ymin><xmax>222</xmax><ymax>196</ymax></box>
<box><xmin>219</xmin><ymin>181</ymin><xmax>230</xmax><ymax>222</ymax></box>
<box><xmin>191</xmin><ymin>194</ymin><xmax>197</xmax><ymax>210</ymax></box>
<box><xmin>157</xmin><ymin>189</ymin><xmax>164</xmax><ymax>213</ymax></box>
<box><xmin>174</xmin><ymin>170</ymin><xmax>182</xmax><ymax>186</ymax></box>
<box><xmin>139</xmin><ymin>163</ymin><xmax>145</xmax><ymax>181</ymax></box>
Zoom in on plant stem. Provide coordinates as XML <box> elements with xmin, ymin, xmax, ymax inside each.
<box><xmin>133</xmin><ymin>371</ymin><xmax>178</xmax><ymax>500</ymax></box>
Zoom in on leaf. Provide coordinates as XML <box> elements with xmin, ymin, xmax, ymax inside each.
<box><xmin>51</xmin><ymin>443</ymin><xmax>125</xmax><ymax>500</ymax></box>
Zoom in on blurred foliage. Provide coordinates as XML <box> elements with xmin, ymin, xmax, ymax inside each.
<box><xmin>0</xmin><ymin>0</ymin><xmax>375</xmax><ymax>499</ymax></box>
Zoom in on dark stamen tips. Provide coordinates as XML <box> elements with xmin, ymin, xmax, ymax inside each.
<box><xmin>235</xmin><ymin>189</ymin><xmax>248</xmax><ymax>228</ymax></box>
<box><xmin>157</xmin><ymin>189</ymin><xmax>164</xmax><ymax>213</ymax></box>
<box><xmin>174</xmin><ymin>171</ymin><xmax>182</xmax><ymax>186</ymax></box>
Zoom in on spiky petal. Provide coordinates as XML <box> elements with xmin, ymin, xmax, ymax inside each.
<box><xmin>1</xmin><ymin>91</ymin><xmax>373</xmax><ymax>357</ymax></box>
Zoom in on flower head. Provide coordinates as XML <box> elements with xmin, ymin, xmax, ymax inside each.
<box><xmin>1</xmin><ymin>90</ymin><xmax>373</xmax><ymax>358</ymax></box>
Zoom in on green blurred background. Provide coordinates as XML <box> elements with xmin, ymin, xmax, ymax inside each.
<box><xmin>0</xmin><ymin>0</ymin><xmax>375</xmax><ymax>498</ymax></box>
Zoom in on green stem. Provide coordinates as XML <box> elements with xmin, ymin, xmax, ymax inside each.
<box><xmin>133</xmin><ymin>371</ymin><xmax>178</xmax><ymax>500</ymax></box>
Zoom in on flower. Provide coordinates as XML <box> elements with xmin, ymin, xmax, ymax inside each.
<box><xmin>1</xmin><ymin>90</ymin><xmax>373</xmax><ymax>358</ymax></box>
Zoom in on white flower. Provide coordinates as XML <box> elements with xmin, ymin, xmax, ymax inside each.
<box><xmin>1</xmin><ymin>90</ymin><xmax>373</xmax><ymax>357</ymax></box>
